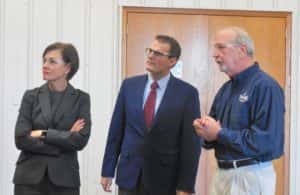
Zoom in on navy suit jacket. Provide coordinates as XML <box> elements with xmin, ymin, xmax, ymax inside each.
<box><xmin>101</xmin><ymin>74</ymin><xmax>201</xmax><ymax>194</ymax></box>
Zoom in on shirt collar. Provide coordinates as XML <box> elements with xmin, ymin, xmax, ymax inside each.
<box><xmin>147</xmin><ymin>73</ymin><xmax>171</xmax><ymax>89</ymax></box>
<box><xmin>231</xmin><ymin>62</ymin><xmax>260</xmax><ymax>85</ymax></box>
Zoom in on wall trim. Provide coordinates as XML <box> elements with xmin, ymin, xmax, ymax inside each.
<box><xmin>289</xmin><ymin>4</ymin><xmax>300</xmax><ymax>195</ymax></box>
<box><xmin>84</xmin><ymin>0</ymin><xmax>91</xmax><ymax>92</ymax></box>
<box><xmin>112</xmin><ymin>4</ymin><xmax>122</xmax><ymax>104</ymax></box>
<box><xmin>247</xmin><ymin>0</ymin><xmax>253</xmax><ymax>8</ymax></box>
<box><xmin>56</xmin><ymin>0</ymin><xmax>62</xmax><ymax>40</ymax></box>
<box><xmin>26</xmin><ymin>0</ymin><xmax>34</xmax><ymax>88</ymax></box>
<box><xmin>113</xmin><ymin>4</ymin><xmax>123</xmax><ymax>195</ymax></box>
<box><xmin>194</xmin><ymin>0</ymin><xmax>200</xmax><ymax>8</ymax></box>
<box><xmin>273</xmin><ymin>0</ymin><xmax>278</xmax><ymax>9</ymax></box>
<box><xmin>220</xmin><ymin>0</ymin><xmax>225</xmax><ymax>8</ymax></box>
<box><xmin>119</xmin><ymin>6</ymin><xmax>291</xmax><ymax>17</ymax></box>
<box><xmin>0</xmin><ymin>0</ymin><xmax>5</xmax><ymax>194</ymax></box>
<box><xmin>81</xmin><ymin>1</ymin><xmax>92</xmax><ymax>194</ymax></box>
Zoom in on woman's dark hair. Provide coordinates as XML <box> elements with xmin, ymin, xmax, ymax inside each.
<box><xmin>43</xmin><ymin>42</ymin><xmax>79</xmax><ymax>80</ymax></box>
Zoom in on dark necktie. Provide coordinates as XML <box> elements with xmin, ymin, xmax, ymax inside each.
<box><xmin>144</xmin><ymin>81</ymin><xmax>159</xmax><ymax>129</ymax></box>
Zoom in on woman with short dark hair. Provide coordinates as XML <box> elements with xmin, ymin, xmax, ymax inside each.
<box><xmin>13</xmin><ymin>42</ymin><xmax>91</xmax><ymax>195</ymax></box>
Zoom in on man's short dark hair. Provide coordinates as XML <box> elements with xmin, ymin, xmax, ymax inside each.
<box><xmin>43</xmin><ymin>42</ymin><xmax>79</xmax><ymax>80</ymax></box>
<box><xmin>155</xmin><ymin>35</ymin><xmax>181</xmax><ymax>60</ymax></box>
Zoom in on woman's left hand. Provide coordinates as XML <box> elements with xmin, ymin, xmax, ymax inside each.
<box><xmin>30</xmin><ymin>130</ymin><xmax>44</xmax><ymax>138</ymax></box>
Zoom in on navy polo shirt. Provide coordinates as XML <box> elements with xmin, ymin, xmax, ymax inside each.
<box><xmin>204</xmin><ymin>63</ymin><xmax>285</xmax><ymax>162</ymax></box>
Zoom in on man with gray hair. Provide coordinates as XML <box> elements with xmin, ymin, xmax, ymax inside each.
<box><xmin>193</xmin><ymin>27</ymin><xmax>284</xmax><ymax>195</ymax></box>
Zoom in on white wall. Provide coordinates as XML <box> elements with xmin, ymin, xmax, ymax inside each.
<box><xmin>0</xmin><ymin>0</ymin><xmax>299</xmax><ymax>195</ymax></box>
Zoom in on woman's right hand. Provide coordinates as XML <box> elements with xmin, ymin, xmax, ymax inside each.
<box><xmin>70</xmin><ymin>118</ymin><xmax>85</xmax><ymax>132</ymax></box>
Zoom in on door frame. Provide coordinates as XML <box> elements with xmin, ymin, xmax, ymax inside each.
<box><xmin>121</xmin><ymin>6</ymin><xmax>291</xmax><ymax>195</ymax></box>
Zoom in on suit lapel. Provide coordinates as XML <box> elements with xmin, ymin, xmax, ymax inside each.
<box><xmin>39</xmin><ymin>84</ymin><xmax>52</xmax><ymax>125</ymax></box>
<box><xmin>52</xmin><ymin>84</ymin><xmax>77</xmax><ymax>125</ymax></box>
<box><xmin>134</xmin><ymin>75</ymin><xmax>148</xmax><ymax>134</ymax></box>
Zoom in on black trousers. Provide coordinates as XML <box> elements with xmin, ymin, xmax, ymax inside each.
<box><xmin>14</xmin><ymin>171</ymin><xmax>79</xmax><ymax>195</ymax></box>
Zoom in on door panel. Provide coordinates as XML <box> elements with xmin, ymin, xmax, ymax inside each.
<box><xmin>123</xmin><ymin>8</ymin><xmax>288</xmax><ymax>195</ymax></box>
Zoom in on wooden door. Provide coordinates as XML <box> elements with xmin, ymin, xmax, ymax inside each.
<box><xmin>122</xmin><ymin>7</ymin><xmax>290</xmax><ymax>195</ymax></box>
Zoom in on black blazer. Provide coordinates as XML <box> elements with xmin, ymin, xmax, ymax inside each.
<box><xmin>13</xmin><ymin>83</ymin><xmax>91</xmax><ymax>188</ymax></box>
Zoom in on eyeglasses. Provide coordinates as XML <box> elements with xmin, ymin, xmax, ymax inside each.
<box><xmin>145</xmin><ymin>48</ymin><xmax>171</xmax><ymax>57</ymax></box>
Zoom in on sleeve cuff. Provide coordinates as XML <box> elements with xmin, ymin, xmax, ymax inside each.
<box><xmin>217</xmin><ymin>128</ymin><xmax>230</xmax><ymax>145</ymax></box>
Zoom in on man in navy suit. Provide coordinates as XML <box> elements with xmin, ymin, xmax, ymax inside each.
<box><xmin>101</xmin><ymin>35</ymin><xmax>201</xmax><ymax>195</ymax></box>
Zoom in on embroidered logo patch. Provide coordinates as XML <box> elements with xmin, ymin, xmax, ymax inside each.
<box><xmin>239</xmin><ymin>92</ymin><xmax>248</xmax><ymax>103</ymax></box>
